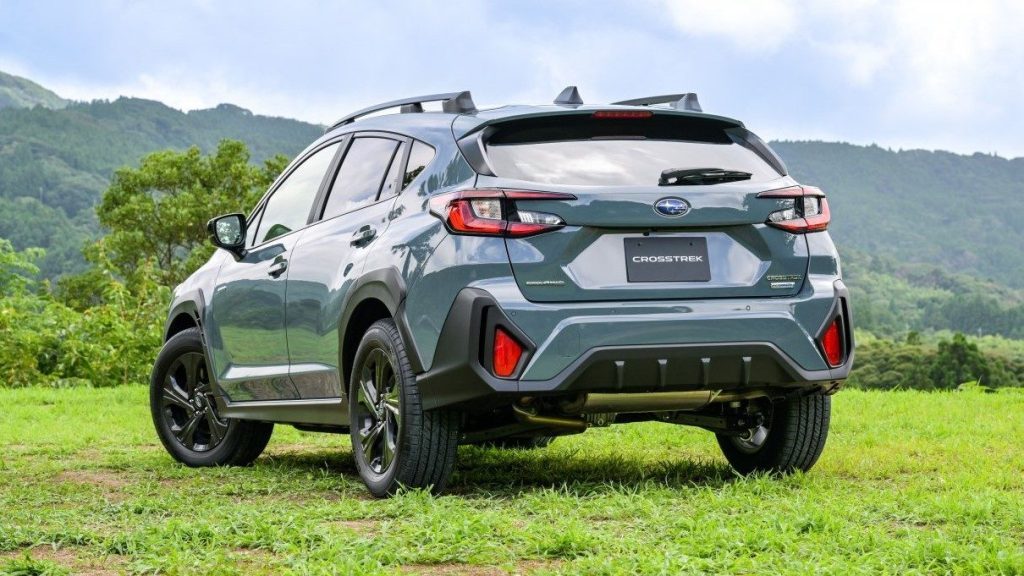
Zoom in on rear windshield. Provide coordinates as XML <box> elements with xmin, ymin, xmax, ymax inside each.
<box><xmin>483</xmin><ymin>114</ymin><xmax>781</xmax><ymax>186</ymax></box>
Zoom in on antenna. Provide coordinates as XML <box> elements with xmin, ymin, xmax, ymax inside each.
<box><xmin>675</xmin><ymin>93</ymin><xmax>702</xmax><ymax>112</ymax></box>
<box><xmin>553</xmin><ymin>86</ymin><xmax>584</xmax><ymax>106</ymax></box>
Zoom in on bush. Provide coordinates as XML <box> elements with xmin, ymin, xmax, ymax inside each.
<box><xmin>0</xmin><ymin>239</ymin><xmax>167</xmax><ymax>387</ymax></box>
<box><xmin>848</xmin><ymin>331</ymin><xmax>1023</xmax><ymax>390</ymax></box>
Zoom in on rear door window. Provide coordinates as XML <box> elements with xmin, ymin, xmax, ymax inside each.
<box><xmin>321</xmin><ymin>136</ymin><xmax>401</xmax><ymax>220</ymax></box>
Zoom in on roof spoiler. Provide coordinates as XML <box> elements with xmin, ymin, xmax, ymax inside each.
<box><xmin>328</xmin><ymin>91</ymin><xmax>477</xmax><ymax>130</ymax></box>
<box><xmin>612</xmin><ymin>93</ymin><xmax>702</xmax><ymax>112</ymax></box>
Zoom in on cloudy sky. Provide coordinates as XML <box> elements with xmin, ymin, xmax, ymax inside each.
<box><xmin>1</xmin><ymin>0</ymin><xmax>1022</xmax><ymax>156</ymax></box>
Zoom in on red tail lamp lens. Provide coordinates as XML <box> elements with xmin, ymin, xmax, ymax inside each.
<box><xmin>446</xmin><ymin>198</ymin><xmax>505</xmax><ymax>235</ymax></box>
<box><xmin>428</xmin><ymin>189</ymin><xmax>573</xmax><ymax>238</ymax></box>
<box><xmin>761</xmin><ymin>185</ymin><xmax>831</xmax><ymax>234</ymax></box>
<box><xmin>821</xmin><ymin>318</ymin><xmax>843</xmax><ymax>367</ymax></box>
<box><xmin>493</xmin><ymin>327</ymin><xmax>523</xmax><ymax>378</ymax></box>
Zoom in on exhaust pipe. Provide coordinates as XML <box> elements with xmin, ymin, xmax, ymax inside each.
<box><xmin>563</xmin><ymin>390</ymin><xmax>719</xmax><ymax>414</ymax></box>
<box><xmin>512</xmin><ymin>404</ymin><xmax>588</xmax><ymax>432</ymax></box>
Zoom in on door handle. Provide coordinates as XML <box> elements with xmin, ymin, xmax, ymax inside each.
<box><xmin>350</xmin><ymin>225</ymin><xmax>377</xmax><ymax>246</ymax></box>
<box><xmin>267</xmin><ymin>259</ymin><xmax>288</xmax><ymax>278</ymax></box>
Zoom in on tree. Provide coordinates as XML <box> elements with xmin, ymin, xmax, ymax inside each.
<box><xmin>95</xmin><ymin>140</ymin><xmax>287</xmax><ymax>285</ymax></box>
<box><xmin>0</xmin><ymin>238</ymin><xmax>44</xmax><ymax>297</ymax></box>
<box><xmin>930</xmin><ymin>333</ymin><xmax>990</xmax><ymax>389</ymax></box>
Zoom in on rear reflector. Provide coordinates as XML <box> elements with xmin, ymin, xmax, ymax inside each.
<box><xmin>821</xmin><ymin>318</ymin><xmax>843</xmax><ymax>367</ymax></box>
<box><xmin>493</xmin><ymin>327</ymin><xmax>523</xmax><ymax>378</ymax></box>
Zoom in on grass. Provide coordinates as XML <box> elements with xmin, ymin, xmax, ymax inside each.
<box><xmin>1</xmin><ymin>387</ymin><xmax>1022</xmax><ymax>575</ymax></box>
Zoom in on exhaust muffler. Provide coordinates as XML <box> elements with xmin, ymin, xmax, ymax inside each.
<box><xmin>562</xmin><ymin>390</ymin><xmax>719</xmax><ymax>415</ymax></box>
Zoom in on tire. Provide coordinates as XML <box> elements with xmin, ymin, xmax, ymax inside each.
<box><xmin>150</xmin><ymin>328</ymin><xmax>274</xmax><ymax>467</ymax></box>
<box><xmin>483</xmin><ymin>436</ymin><xmax>556</xmax><ymax>450</ymax></box>
<box><xmin>716</xmin><ymin>394</ymin><xmax>831</xmax><ymax>475</ymax></box>
<box><xmin>349</xmin><ymin>319</ymin><xmax>460</xmax><ymax>498</ymax></box>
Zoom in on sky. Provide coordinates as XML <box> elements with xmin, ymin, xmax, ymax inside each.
<box><xmin>1</xmin><ymin>0</ymin><xmax>1022</xmax><ymax>157</ymax></box>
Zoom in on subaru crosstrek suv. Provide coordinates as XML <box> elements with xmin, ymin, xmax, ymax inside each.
<box><xmin>150</xmin><ymin>88</ymin><xmax>853</xmax><ymax>497</ymax></box>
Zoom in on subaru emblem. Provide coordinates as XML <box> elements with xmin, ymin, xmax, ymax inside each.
<box><xmin>654</xmin><ymin>197</ymin><xmax>691</xmax><ymax>217</ymax></box>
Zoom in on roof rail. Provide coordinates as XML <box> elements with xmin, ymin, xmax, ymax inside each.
<box><xmin>611</xmin><ymin>93</ymin><xmax>702</xmax><ymax>113</ymax></box>
<box><xmin>328</xmin><ymin>91</ymin><xmax>477</xmax><ymax>130</ymax></box>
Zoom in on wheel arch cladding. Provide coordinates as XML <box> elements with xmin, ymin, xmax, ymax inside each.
<box><xmin>341</xmin><ymin>298</ymin><xmax>393</xmax><ymax>392</ymax></box>
<box><xmin>164</xmin><ymin>299</ymin><xmax>201</xmax><ymax>341</ymax></box>
<box><xmin>166</xmin><ymin>312</ymin><xmax>198</xmax><ymax>341</ymax></box>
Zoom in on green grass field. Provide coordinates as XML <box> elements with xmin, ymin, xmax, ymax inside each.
<box><xmin>1</xmin><ymin>387</ymin><xmax>1022</xmax><ymax>575</ymax></box>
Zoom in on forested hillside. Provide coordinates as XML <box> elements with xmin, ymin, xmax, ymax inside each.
<box><xmin>0</xmin><ymin>75</ymin><xmax>322</xmax><ymax>276</ymax></box>
<box><xmin>776</xmin><ymin>141</ymin><xmax>1024</xmax><ymax>288</ymax></box>
<box><xmin>0</xmin><ymin>70</ymin><xmax>67</xmax><ymax>110</ymax></box>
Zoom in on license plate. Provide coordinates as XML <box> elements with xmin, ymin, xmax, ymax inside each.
<box><xmin>624</xmin><ymin>237</ymin><xmax>710</xmax><ymax>282</ymax></box>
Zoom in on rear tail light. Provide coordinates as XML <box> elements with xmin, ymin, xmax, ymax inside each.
<box><xmin>429</xmin><ymin>189</ymin><xmax>575</xmax><ymax>238</ymax></box>
<box><xmin>759</xmin><ymin>185</ymin><xmax>830</xmax><ymax>233</ymax></box>
<box><xmin>820</xmin><ymin>317</ymin><xmax>844</xmax><ymax>367</ymax></box>
<box><xmin>492</xmin><ymin>327</ymin><xmax>523</xmax><ymax>377</ymax></box>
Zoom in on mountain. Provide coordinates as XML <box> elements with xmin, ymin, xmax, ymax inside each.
<box><xmin>0</xmin><ymin>89</ymin><xmax>323</xmax><ymax>276</ymax></box>
<box><xmin>0</xmin><ymin>71</ymin><xmax>68</xmax><ymax>110</ymax></box>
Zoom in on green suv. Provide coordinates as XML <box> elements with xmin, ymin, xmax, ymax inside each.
<box><xmin>151</xmin><ymin>88</ymin><xmax>853</xmax><ymax>497</ymax></box>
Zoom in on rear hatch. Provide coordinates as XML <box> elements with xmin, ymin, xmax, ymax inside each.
<box><xmin>466</xmin><ymin>111</ymin><xmax>808</xmax><ymax>303</ymax></box>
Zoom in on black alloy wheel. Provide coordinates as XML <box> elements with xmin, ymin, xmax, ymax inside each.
<box><xmin>353</xmin><ymin>347</ymin><xmax>402</xmax><ymax>476</ymax></box>
<box><xmin>158</xmin><ymin>351</ymin><xmax>229</xmax><ymax>452</ymax></box>
<box><xmin>150</xmin><ymin>328</ymin><xmax>274</xmax><ymax>467</ymax></box>
<box><xmin>348</xmin><ymin>319</ymin><xmax>459</xmax><ymax>497</ymax></box>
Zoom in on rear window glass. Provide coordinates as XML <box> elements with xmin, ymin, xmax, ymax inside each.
<box><xmin>484</xmin><ymin>115</ymin><xmax>781</xmax><ymax>186</ymax></box>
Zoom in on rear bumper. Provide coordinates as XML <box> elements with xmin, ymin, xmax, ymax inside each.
<box><xmin>415</xmin><ymin>276</ymin><xmax>853</xmax><ymax>410</ymax></box>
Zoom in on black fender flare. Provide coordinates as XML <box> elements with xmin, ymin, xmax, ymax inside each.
<box><xmin>337</xmin><ymin>267</ymin><xmax>425</xmax><ymax>374</ymax></box>
<box><xmin>164</xmin><ymin>291</ymin><xmax>205</xmax><ymax>341</ymax></box>
<box><xmin>162</xmin><ymin>290</ymin><xmax>231</xmax><ymax>400</ymax></box>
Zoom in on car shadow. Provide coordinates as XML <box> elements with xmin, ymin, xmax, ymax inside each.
<box><xmin>260</xmin><ymin>444</ymin><xmax>736</xmax><ymax>496</ymax></box>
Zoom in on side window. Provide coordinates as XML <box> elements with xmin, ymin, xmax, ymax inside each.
<box><xmin>378</xmin><ymin>142</ymin><xmax>407</xmax><ymax>200</ymax></box>
<box><xmin>321</xmin><ymin>137</ymin><xmax>399</xmax><ymax>220</ymax></box>
<box><xmin>255</xmin><ymin>142</ymin><xmax>340</xmax><ymax>244</ymax></box>
<box><xmin>402</xmin><ymin>141</ymin><xmax>435</xmax><ymax>190</ymax></box>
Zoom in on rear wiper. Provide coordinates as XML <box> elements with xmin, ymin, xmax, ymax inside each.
<box><xmin>659</xmin><ymin>167</ymin><xmax>752</xmax><ymax>186</ymax></box>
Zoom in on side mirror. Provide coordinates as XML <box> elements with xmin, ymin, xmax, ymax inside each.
<box><xmin>206</xmin><ymin>213</ymin><xmax>247</xmax><ymax>258</ymax></box>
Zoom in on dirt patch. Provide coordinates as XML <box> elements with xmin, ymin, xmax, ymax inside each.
<box><xmin>56</xmin><ymin>469</ymin><xmax>129</xmax><ymax>490</ymax></box>
<box><xmin>400</xmin><ymin>564</ymin><xmax>508</xmax><ymax>576</ymax></box>
<box><xmin>513</xmin><ymin>559</ymin><xmax>566</xmax><ymax>574</ymax></box>
<box><xmin>267</xmin><ymin>489</ymin><xmax>376</xmax><ymax>504</ymax></box>
<box><xmin>399</xmin><ymin>559</ymin><xmax>564</xmax><ymax>576</ymax></box>
<box><xmin>230</xmin><ymin>547</ymin><xmax>280</xmax><ymax>572</ymax></box>
<box><xmin>54</xmin><ymin>469</ymin><xmax>133</xmax><ymax>504</ymax></box>
<box><xmin>0</xmin><ymin>546</ymin><xmax>126</xmax><ymax>575</ymax></box>
<box><xmin>75</xmin><ymin>447</ymin><xmax>106</xmax><ymax>460</ymax></box>
<box><xmin>327</xmin><ymin>518</ymin><xmax>379</xmax><ymax>535</ymax></box>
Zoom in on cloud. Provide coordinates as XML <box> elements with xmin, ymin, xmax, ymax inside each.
<box><xmin>657</xmin><ymin>0</ymin><xmax>1024</xmax><ymax>155</ymax></box>
<box><xmin>43</xmin><ymin>71</ymin><xmax>342</xmax><ymax>125</ymax></box>
<box><xmin>661</xmin><ymin>0</ymin><xmax>799</xmax><ymax>52</ymax></box>
<box><xmin>1</xmin><ymin>0</ymin><xmax>1023</xmax><ymax>156</ymax></box>
<box><xmin>811</xmin><ymin>0</ymin><xmax>1024</xmax><ymax>118</ymax></box>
